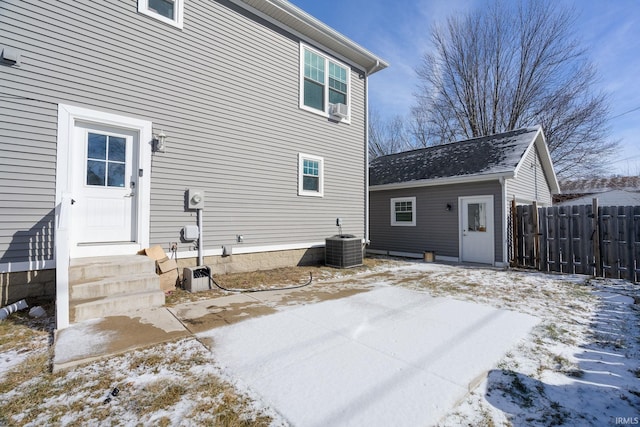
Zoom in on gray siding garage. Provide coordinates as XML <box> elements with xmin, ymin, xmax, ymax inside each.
<box><xmin>370</xmin><ymin>181</ymin><xmax>503</xmax><ymax>261</ymax></box>
<box><xmin>368</xmin><ymin>127</ymin><xmax>559</xmax><ymax>266</ymax></box>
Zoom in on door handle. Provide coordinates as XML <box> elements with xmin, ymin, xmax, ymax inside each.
<box><xmin>125</xmin><ymin>181</ymin><xmax>136</xmax><ymax>197</ymax></box>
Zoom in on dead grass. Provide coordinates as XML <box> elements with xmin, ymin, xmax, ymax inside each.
<box><xmin>0</xmin><ymin>338</ymin><xmax>275</xmax><ymax>426</ymax></box>
<box><xmin>134</xmin><ymin>378</ymin><xmax>188</xmax><ymax>415</ymax></box>
<box><xmin>166</xmin><ymin>256</ymin><xmax>391</xmax><ymax>306</ymax></box>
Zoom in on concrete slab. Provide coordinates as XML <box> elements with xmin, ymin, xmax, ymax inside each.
<box><xmin>197</xmin><ymin>287</ymin><xmax>540</xmax><ymax>427</ymax></box>
<box><xmin>168</xmin><ymin>285</ymin><xmax>371</xmax><ymax>334</ymax></box>
<box><xmin>53</xmin><ymin>307</ymin><xmax>189</xmax><ymax>372</ymax></box>
<box><xmin>168</xmin><ymin>293</ymin><xmax>274</xmax><ymax>334</ymax></box>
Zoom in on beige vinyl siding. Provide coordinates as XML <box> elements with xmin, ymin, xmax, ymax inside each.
<box><xmin>0</xmin><ymin>0</ymin><xmax>367</xmax><ymax>264</ymax></box>
<box><xmin>506</xmin><ymin>145</ymin><xmax>553</xmax><ymax>207</ymax></box>
<box><xmin>369</xmin><ymin>181</ymin><xmax>504</xmax><ymax>263</ymax></box>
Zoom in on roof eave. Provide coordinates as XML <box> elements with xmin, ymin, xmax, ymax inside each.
<box><xmin>369</xmin><ymin>172</ymin><xmax>515</xmax><ymax>192</ymax></box>
<box><xmin>234</xmin><ymin>0</ymin><xmax>389</xmax><ymax>75</ymax></box>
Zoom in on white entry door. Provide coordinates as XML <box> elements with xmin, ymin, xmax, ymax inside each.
<box><xmin>460</xmin><ymin>196</ymin><xmax>494</xmax><ymax>264</ymax></box>
<box><xmin>70</xmin><ymin>122</ymin><xmax>139</xmax><ymax>256</ymax></box>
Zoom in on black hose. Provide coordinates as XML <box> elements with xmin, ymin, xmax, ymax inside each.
<box><xmin>207</xmin><ymin>271</ymin><xmax>313</xmax><ymax>293</ymax></box>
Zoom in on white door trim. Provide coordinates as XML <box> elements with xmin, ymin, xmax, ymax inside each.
<box><xmin>458</xmin><ymin>195</ymin><xmax>495</xmax><ymax>265</ymax></box>
<box><xmin>56</xmin><ymin>104</ymin><xmax>152</xmax><ymax>257</ymax></box>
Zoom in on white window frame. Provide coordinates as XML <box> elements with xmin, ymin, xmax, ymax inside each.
<box><xmin>138</xmin><ymin>0</ymin><xmax>184</xmax><ymax>29</ymax></box>
<box><xmin>391</xmin><ymin>197</ymin><xmax>416</xmax><ymax>226</ymax></box>
<box><xmin>299</xmin><ymin>43</ymin><xmax>351</xmax><ymax>123</ymax></box>
<box><xmin>298</xmin><ymin>153</ymin><xmax>324</xmax><ymax>197</ymax></box>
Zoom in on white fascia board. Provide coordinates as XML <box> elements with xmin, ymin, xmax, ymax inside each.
<box><xmin>535</xmin><ymin>132</ymin><xmax>560</xmax><ymax>194</ymax></box>
<box><xmin>232</xmin><ymin>0</ymin><xmax>388</xmax><ymax>75</ymax></box>
<box><xmin>369</xmin><ymin>172</ymin><xmax>513</xmax><ymax>192</ymax></box>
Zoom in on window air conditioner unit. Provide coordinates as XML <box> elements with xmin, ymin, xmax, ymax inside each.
<box><xmin>331</xmin><ymin>103</ymin><xmax>349</xmax><ymax>119</ymax></box>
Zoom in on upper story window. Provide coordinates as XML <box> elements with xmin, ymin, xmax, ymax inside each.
<box><xmin>138</xmin><ymin>0</ymin><xmax>184</xmax><ymax>29</ymax></box>
<box><xmin>298</xmin><ymin>153</ymin><xmax>324</xmax><ymax>197</ymax></box>
<box><xmin>391</xmin><ymin>197</ymin><xmax>416</xmax><ymax>226</ymax></box>
<box><xmin>300</xmin><ymin>44</ymin><xmax>350</xmax><ymax>122</ymax></box>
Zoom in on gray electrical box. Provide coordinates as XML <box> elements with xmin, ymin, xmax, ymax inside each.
<box><xmin>183</xmin><ymin>266</ymin><xmax>211</xmax><ymax>292</ymax></box>
<box><xmin>182</xmin><ymin>225</ymin><xmax>199</xmax><ymax>240</ymax></box>
<box><xmin>187</xmin><ymin>188</ymin><xmax>205</xmax><ymax>210</ymax></box>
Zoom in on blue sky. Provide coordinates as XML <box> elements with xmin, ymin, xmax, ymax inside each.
<box><xmin>290</xmin><ymin>0</ymin><xmax>640</xmax><ymax>176</ymax></box>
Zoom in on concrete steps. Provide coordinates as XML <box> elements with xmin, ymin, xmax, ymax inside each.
<box><xmin>69</xmin><ymin>255</ymin><xmax>165</xmax><ymax>323</ymax></box>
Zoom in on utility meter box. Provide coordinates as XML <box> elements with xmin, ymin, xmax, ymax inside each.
<box><xmin>183</xmin><ymin>266</ymin><xmax>211</xmax><ymax>292</ymax></box>
<box><xmin>187</xmin><ymin>188</ymin><xmax>205</xmax><ymax>210</ymax></box>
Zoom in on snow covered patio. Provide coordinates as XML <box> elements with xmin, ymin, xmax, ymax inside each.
<box><xmin>196</xmin><ymin>287</ymin><xmax>538</xmax><ymax>426</ymax></box>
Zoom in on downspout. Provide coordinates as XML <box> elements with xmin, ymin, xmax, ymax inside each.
<box><xmin>500</xmin><ymin>176</ymin><xmax>508</xmax><ymax>268</ymax></box>
<box><xmin>364</xmin><ymin>60</ymin><xmax>379</xmax><ymax>244</ymax></box>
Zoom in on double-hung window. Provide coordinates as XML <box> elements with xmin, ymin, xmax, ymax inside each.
<box><xmin>391</xmin><ymin>197</ymin><xmax>416</xmax><ymax>226</ymax></box>
<box><xmin>298</xmin><ymin>154</ymin><xmax>324</xmax><ymax>197</ymax></box>
<box><xmin>300</xmin><ymin>44</ymin><xmax>350</xmax><ymax>122</ymax></box>
<box><xmin>138</xmin><ymin>0</ymin><xmax>184</xmax><ymax>28</ymax></box>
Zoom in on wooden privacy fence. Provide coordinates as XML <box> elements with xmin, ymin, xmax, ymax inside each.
<box><xmin>511</xmin><ymin>200</ymin><xmax>640</xmax><ymax>282</ymax></box>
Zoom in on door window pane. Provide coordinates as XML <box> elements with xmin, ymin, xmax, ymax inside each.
<box><xmin>108</xmin><ymin>163</ymin><xmax>126</xmax><ymax>187</ymax></box>
<box><xmin>109</xmin><ymin>136</ymin><xmax>126</xmax><ymax>162</ymax></box>
<box><xmin>468</xmin><ymin>203</ymin><xmax>487</xmax><ymax>232</ymax></box>
<box><xmin>88</xmin><ymin>133</ymin><xmax>107</xmax><ymax>160</ymax></box>
<box><xmin>87</xmin><ymin>160</ymin><xmax>106</xmax><ymax>186</ymax></box>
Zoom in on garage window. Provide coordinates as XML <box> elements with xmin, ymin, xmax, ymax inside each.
<box><xmin>391</xmin><ymin>197</ymin><xmax>416</xmax><ymax>226</ymax></box>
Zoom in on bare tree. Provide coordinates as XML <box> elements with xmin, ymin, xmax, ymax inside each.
<box><xmin>368</xmin><ymin>109</ymin><xmax>413</xmax><ymax>159</ymax></box>
<box><xmin>413</xmin><ymin>0</ymin><xmax>617</xmax><ymax>178</ymax></box>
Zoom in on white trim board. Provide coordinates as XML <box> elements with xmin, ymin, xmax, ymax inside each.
<box><xmin>0</xmin><ymin>260</ymin><xmax>56</xmax><ymax>273</ymax></box>
<box><xmin>55</xmin><ymin>104</ymin><xmax>153</xmax><ymax>330</ymax></box>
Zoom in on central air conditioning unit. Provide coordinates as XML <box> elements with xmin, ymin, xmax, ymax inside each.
<box><xmin>331</xmin><ymin>103</ymin><xmax>349</xmax><ymax>119</ymax></box>
<box><xmin>325</xmin><ymin>234</ymin><xmax>363</xmax><ymax>268</ymax></box>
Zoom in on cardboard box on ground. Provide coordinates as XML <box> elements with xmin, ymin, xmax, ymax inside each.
<box><xmin>142</xmin><ymin>245</ymin><xmax>178</xmax><ymax>293</ymax></box>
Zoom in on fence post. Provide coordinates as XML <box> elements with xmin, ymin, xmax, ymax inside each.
<box><xmin>540</xmin><ymin>206</ymin><xmax>548</xmax><ymax>272</ymax></box>
<box><xmin>511</xmin><ymin>199</ymin><xmax>517</xmax><ymax>266</ymax></box>
<box><xmin>593</xmin><ymin>198</ymin><xmax>602</xmax><ymax>277</ymax></box>
<box><xmin>625</xmin><ymin>206</ymin><xmax>634</xmax><ymax>282</ymax></box>
<box><xmin>532</xmin><ymin>201</ymin><xmax>540</xmax><ymax>269</ymax></box>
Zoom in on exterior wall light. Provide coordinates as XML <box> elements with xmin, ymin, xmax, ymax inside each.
<box><xmin>153</xmin><ymin>130</ymin><xmax>167</xmax><ymax>153</ymax></box>
<box><xmin>446</xmin><ymin>203</ymin><xmax>452</xmax><ymax>211</ymax></box>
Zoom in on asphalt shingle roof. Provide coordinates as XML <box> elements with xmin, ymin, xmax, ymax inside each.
<box><xmin>369</xmin><ymin>127</ymin><xmax>540</xmax><ymax>186</ymax></box>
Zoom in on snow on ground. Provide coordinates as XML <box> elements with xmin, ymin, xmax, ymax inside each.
<box><xmin>199</xmin><ymin>287</ymin><xmax>539</xmax><ymax>426</ymax></box>
<box><xmin>1</xmin><ymin>260</ymin><xmax>639</xmax><ymax>426</ymax></box>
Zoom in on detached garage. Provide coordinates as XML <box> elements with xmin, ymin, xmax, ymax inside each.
<box><xmin>368</xmin><ymin>127</ymin><xmax>560</xmax><ymax>266</ymax></box>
